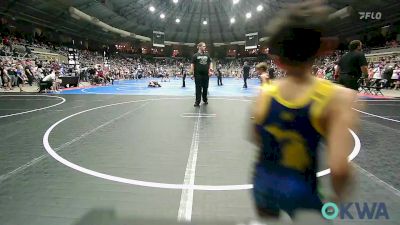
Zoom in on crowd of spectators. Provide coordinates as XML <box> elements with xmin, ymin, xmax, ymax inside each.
<box><xmin>2</xmin><ymin>30</ymin><xmax>400</xmax><ymax>92</ymax></box>
<box><xmin>311</xmin><ymin>51</ymin><xmax>400</xmax><ymax>90</ymax></box>
<box><xmin>0</xmin><ymin>56</ymin><xmax>65</xmax><ymax>92</ymax></box>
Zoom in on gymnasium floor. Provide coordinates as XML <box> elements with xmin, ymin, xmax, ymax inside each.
<box><xmin>0</xmin><ymin>78</ymin><xmax>399</xmax><ymax>225</ymax></box>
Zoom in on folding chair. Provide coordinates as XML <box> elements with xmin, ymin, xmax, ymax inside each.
<box><xmin>366</xmin><ymin>79</ymin><xmax>384</xmax><ymax>96</ymax></box>
<box><xmin>358</xmin><ymin>77</ymin><xmax>372</xmax><ymax>94</ymax></box>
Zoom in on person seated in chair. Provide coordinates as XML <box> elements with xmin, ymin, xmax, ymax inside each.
<box><xmin>41</xmin><ymin>70</ymin><xmax>56</xmax><ymax>92</ymax></box>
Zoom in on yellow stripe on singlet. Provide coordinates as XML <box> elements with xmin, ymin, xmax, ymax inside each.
<box><xmin>260</xmin><ymin>79</ymin><xmax>316</xmax><ymax>109</ymax></box>
<box><xmin>309</xmin><ymin>78</ymin><xmax>337</xmax><ymax>136</ymax></box>
<box><xmin>257</xmin><ymin>78</ymin><xmax>337</xmax><ymax>136</ymax></box>
<box><xmin>254</xmin><ymin>84</ymin><xmax>275</xmax><ymax>125</ymax></box>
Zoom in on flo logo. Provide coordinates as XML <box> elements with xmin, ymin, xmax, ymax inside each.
<box><xmin>359</xmin><ymin>12</ymin><xmax>382</xmax><ymax>20</ymax></box>
<box><xmin>321</xmin><ymin>202</ymin><xmax>389</xmax><ymax>220</ymax></box>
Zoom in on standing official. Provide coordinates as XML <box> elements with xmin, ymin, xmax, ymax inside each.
<box><xmin>217</xmin><ymin>62</ymin><xmax>223</xmax><ymax>86</ymax></box>
<box><xmin>243</xmin><ymin>61</ymin><xmax>250</xmax><ymax>88</ymax></box>
<box><xmin>336</xmin><ymin>40</ymin><xmax>368</xmax><ymax>90</ymax></box>
<box><xmin>180</xmin><ymin>63</ymin><xmax>186</xmax><ymax>87</ymax></box>
<box><xmin>191</xmin><ymin>42</ymin><xmax>212</xmax><ymax>107</ymax></box>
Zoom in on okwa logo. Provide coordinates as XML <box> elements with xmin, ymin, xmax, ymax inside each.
<box><xmin>359</xmin><ymin>12</ymin><xmax>382</xmax><ymax>20</ymax></box>
<box><xmin>321</xmin><ymin>202</ymin><xmax>389</xmax><ymax>220</ymax></box>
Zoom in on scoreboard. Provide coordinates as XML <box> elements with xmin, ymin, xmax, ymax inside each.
<box><xmin>153</xmin><ymin>31</ymin><xmax>165</xmax><ymax>48</ymax></box>
<box><xmin>245</xmin><ymin>32</ymin><xmax>258</xmax><ymax>50</ymax></box>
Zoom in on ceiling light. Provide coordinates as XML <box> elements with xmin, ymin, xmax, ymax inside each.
<box><xmin>149</xmin><ymin>6</ymin><xmax>155</xmax><ymax>12</ymax></box>
<box><xmin>160</xmin><ymin>13</ymin><xmax>165</xmax><ymax>19</ymax></box>
<box><xmin>246</xmin><ymin>12</ymin><xmax>251</xmax><ymax>19</ymax></box>
<box><xmin>233</xmin><ymin>0</ymin><xmax>239</xmax><ymax>5</ymax></box>
<box><xmin>173</xmin><ymin>0</ymin><xmax>178</xmax><ymax>3</ymax></box>
<box><xmin>176</xmin><ymin>18</ymin><xmax>180</xmax><ymax>23</ymax></box>
<box><xmin>257</xmin><ymin>5</ymin><xmax>263</xmax><ymax>11</ymax></box>
<box><xmin>203</xmin><ymin>20</ymin><xmax>207</xmax><ymax>25</ymax></box>
<box><xmin>230</xmin><ymin>17</ymin><xmax>235</xmax><ymax>24</ymax></box>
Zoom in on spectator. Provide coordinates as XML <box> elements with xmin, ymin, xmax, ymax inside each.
<box><xmin>24</xmin><ymin>62</ymin><xmax>34</xmax><ymax>86</ymax></box>
<box><xmin>382</xmin><ymin>63</ymin><xmax>394</xmax><ymax>88</ymax></box>
<box><xmin>393</xmin><ymin>65</ymin><xmax>400</xmax><ymax>90</ymax></box>
<box><xmin>1</xmin><ymin>64</ymin><xmax>11</xmax><ymax>90</ymax></box>
<box><xmin>373</xmin><ymin>65</ymin><xmax>382</xmax><ymax>80</ymax></box>
<box><xmin>42</xmin><ymin>70</ymin><xmax>56</xmax><ymax>91</ymax></box>
<box><xmin>337</xmin><ymin>40</ymin><xmax>368</xmax><ymax>90</ymax></box>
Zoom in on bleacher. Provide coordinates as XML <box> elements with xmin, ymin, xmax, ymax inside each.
<box><xmin>366</xmin><ymin>47</ymin><xmax>400</xmax><ymax>63</ymax></box>
<box><xmin>2</xmin><ymin>43</ymin><xmax>68</xmax><ymax>63</ymax></box>
<box><xmin>369</xmin><ymin>46</ymin><xmax>400</xmax><ymax>54</ymax></box>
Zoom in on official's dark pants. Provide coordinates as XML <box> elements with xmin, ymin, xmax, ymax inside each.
<box><xmin>195</xmin><ymin>76</ymin><xmax>209</xmax><ymax>104</ymax></box>
<box><xmin>27</xmin><ymin>74</ymin><xmax>33</xmax><ymax>86</ymax></box>
<box><xmin>339</xmin><ymin>74</ymin><xmax>359</xmax><ymax>91</ymax></box>
<box><xmin>217</xmin><ymin>70</ymin><xmax>223</xmax><ymax>85</ymax></box>
<box><xmin>243</xmin><ymin>75</ymin><xmax>249</xmax><ymax>88</ymax></box>
<box><xmin>217</xmin><ymin>75</ymin><xmax>223</xmax><ymax>86</ymax></box>
<box><xmin>182</xmin><ymin>73</ymin><xmax>186</xmax><ymax>87</ymax></box>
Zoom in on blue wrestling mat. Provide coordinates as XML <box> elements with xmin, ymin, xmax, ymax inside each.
<box><xmin>60</xmin><ymin>77</ymin><xmax>261</xmax><ymax>97</ymax></box>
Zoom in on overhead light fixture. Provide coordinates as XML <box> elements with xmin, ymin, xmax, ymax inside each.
<box><xmin>233</xmin><ymin>0</ymin><xmax>239</xmax><ymax>5</ymax></box>
<box><xmin>173</xmin><ymin>0</ymin><xmax>178</xmax><ymax>3</ymax></box>
<box><xmin>160</xmin><ymin>13</ymin><xmax>165</xmax><ymax>19</ymax></box>
<box><xmin>176</xmin><ymin>18</ymin><xmax>180</xmax><ymax>23</ymax></box>
<box><xmin>246</xmin><ymin>12</ymin><xmax>251</xmax><ymax>19</ymax></box>
<box><xmin>230</xmin><ymin>17</ymin><xmax>235</xmax><ymax>24</ymax></box>
<box><xmin>149</xmin><ymin>6</ymin><xmax>155</xmax><ymax>12</ymax></box>
<box><xmin>257</xmin><ymin>5</ymin><xmax>263</xmax><ymax>12</ymax></box>
<box><xmin>203</xmin><ymin>20</ymin><xmax>207</xmax><ymax>25</ymax></box>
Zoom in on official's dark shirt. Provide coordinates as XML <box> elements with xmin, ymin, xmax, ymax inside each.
<box><xmin>192</xmin><ymin>52</ymin><xmax>211</xmax><ymax>77</ymax></box>
<box><xmin>243</xmin><ymin>65</ymin><xmax>250</xmax><ymax>77</ymax></box>
<box><xmin>7</xmin><ymin>69</ymin><xmax>15</xmax><ymax>76</ymax></box>
<box><xmin>268</xmin><ymin>68</ymin><xmax>275</xmax><ymax>79</ymax></box>
<box><xmin>338</xmin><ymin>51</ymin><xmax>368</xmax><ymax>78</ymax></box>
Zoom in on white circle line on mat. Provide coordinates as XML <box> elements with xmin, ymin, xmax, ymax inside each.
<box><xmin>0</xmin><ymin>95</ymin><xmax>66</xmax><ymax>119</ymax></box>
<box><xmin>43</xmin><ymin>97</ymin><xmax>360</xmax><ymax>191</ymax></box>
<box><xmin>354</xmin><ymin>108</ymin><xmax>400</xmax><ymax>123</ymax></box>
<box><xmin>357</xmin><ymin>99</ymin><xmax>400</xmax><ymax>102</ymax></box>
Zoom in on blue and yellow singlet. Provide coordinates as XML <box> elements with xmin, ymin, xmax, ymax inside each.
<box><xmin>253</xmin><ymin>78</ymin><xmax>338</xmax><ymax>214</ymax></box>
